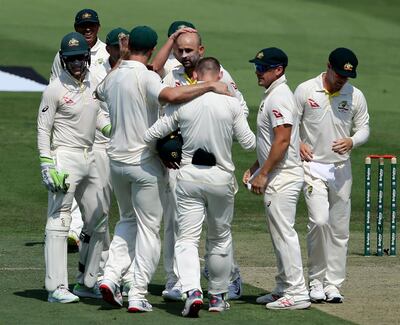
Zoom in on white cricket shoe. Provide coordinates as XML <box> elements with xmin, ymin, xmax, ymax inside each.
<box><xmin>266</xmin><ymin>295</ymin><xmax>311</xmax><ymax>310</ymax></box>
<box><xmin>48</xmin><ymin>285</ymin><xmax>79</xmax><ymax>303</ymax></box>
<box><xmin>99</xmin><ymin>279</ymin><xmax>123</xmax><ymax>307</ymax></box>
<box><xmin>228</xmin><ymin>276</ymin><xmax>243</xmax><ymax>300</ymax></box>
<box><xmin>208</xmin><ymin>293</ymin><xmax>230</xmax><ymax>312</ymax></box>
<box><xmin>73</xmin><ymin>282</ymin><xmax>102</xmax><ymax>299</ymax></box>
<box><xmin>256</xmin><ymin>292</ymin><xmax>282</xmax><ymax>304</ymax></box>
<box><xmin>182</xmin><ymin>289</ymin><xmax>203</xmax><ymax>317</ymax></box>
<box><xmin>128</xmin><ymin>299</ymin><xmax>153</xmax><ymax>312</ymax></box>
<box><xmin>162</xmin><ymin>280</ymin><xmax>183</xmax><ymax>301</ymax></box>
<box><xmin>324</xmin><ymin>285</ymin><xmax>344</xmax><ymax>303</ymax></box>
<box><xmin>309</xmin><ymin>280</ymin><xmax>325</xmax><ymax>303</ymax></box>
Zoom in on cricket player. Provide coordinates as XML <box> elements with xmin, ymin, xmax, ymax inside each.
<box><xmin>244</xmin><ymin>47</ymin><xmax>311</xmax><ymax>310</ymax></box>
<box><xmin>37</xmin><ymin>32</ymin><xmax>111</xmax><ymax>303</ymax></box>
<box><xmin>144</xmin><ymin>57</ymin><xmax>256</xmax><ymax>317</ymax></box>
<box><xmin>160</xmin><ymin>31</ymin><xmax>248</xmax><ymax>301</ymax></box>
<box><xmin>96</xmin><ymin>26</ymin><xmax>231</xmax><ymax>312</ymax></box>
<box><xmin>49</xmin><ymin>8</ymin><xmax>110</xmax><ymax>248</ymax></box>
<box><xmin>295</xmin><ymin>48</ymin><xmax>370</xmax><ymax>303</ymax></box>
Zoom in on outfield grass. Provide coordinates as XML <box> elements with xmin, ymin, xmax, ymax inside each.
<box><xmin>0</xmin><ymin>0</ymin><xmax>399</xmax><ymax>324</ymax></box>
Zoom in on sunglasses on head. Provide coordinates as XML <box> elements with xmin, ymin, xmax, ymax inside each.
<box><xmin>255</xmin><ymin>63</ymin><xmax>282</xmax><ymax>73</ymax></box>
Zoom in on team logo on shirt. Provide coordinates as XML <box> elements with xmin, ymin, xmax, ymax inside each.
<box><xmin>230</xmin><ymin>81</ymin><xmax>238</xmax><ymax>90</ymax></box>
<box><xmin>272</xmin><ymin>109</ymin><xmax>283</xmax><ymax>118</ymax></box>
<box><xmin>63</xmin><ymin>96</ymin><xmax>75</xmax><ymax>105</ymax></box>
<box><xmin>97</xmin><ymin>58</ymin><xmax>105</xmax><ymax>65</ymax></box>
<box><xmin>307</xmin><ymin>98</ymin><xmax>320</xmax><ymax>109</ymax></box>
<box><xmin>337</xmin><ymin>100</ymin><xmax>349</xmax><ymax>112</ymax></box>
<box><xmin>266</xmin><ymin>201</ymin><xmax>271</xmax><ymax>207</ymax></box>
<box><xmin>41</xmin><ymin>105</ymin><xmax>49</xmax><ymax>112</ymax></box>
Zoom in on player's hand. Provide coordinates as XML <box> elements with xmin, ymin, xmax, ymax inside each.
<box><xmin>242</xmin><ymin>169</ymin><xmax>251</xmax><ymax>186</ymax></box>
<box><xmin>332</xmin><ymin>138</ymin><xmax>353</xmax><ymax>155</ymax></box>
<box><xmin>40</xmin><ymin>157</ymin><xmax>69</xmax><ymax>193</ymax></box>
<box><xmin>169</xmin><ymin>27</ymin><xmax>197</xmax><ymax>41</ymax></box>
<box><xmin>211</xmin><ymin>81</ymin><xmax>232</xmax><ymax>96</ymax></box>
<box><xmin>300</xmin><ymin>142</ymin><xmax>313</xmax><ymax>161</ymax></box>
<box><xmin>161</xmin><ymin>159</ymin><xmax>180</xmax><ymax>170</ymax></box>
<box><xmin>249</xmin><ymin>173</ymin><xmax>268</xmax><ymax>195</ymax></box>
<box><xmin>119</xmin><ymin>33</ymin><xmax>130</xmax><ymax>60</ymax></box>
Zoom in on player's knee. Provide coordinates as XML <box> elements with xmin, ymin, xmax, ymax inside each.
<box><xmin>45</xmin><ymin>212</ymin><xmax>71</xmax><ymax>232</ymax></box>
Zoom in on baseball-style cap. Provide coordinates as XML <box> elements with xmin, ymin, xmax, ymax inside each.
<box><xmin>249</xmin><ymin>47</ymin><xmax>288</xmax><ymax>68</ymax></box>
<box><xmin>60</xmin><ymin>32</ymin><xmax>90</xmax><ymax>56</ymax></box>
<box><xmin>329</xmin><ymin>47</ymin><xmax>358</xmax><ymax>78</ymax></box>
<box><xmin>129</xmin><ymin>26</ymin><xmax>158</xmax><ymax>50</ymax></box>
<box><xmin>74</xmin><ymin>9</ymin><xmax>100</xmax><ymax>26</ymax></box>
<box><xmin>167</xmin><ymin>20</ymin><xmax>195</xmax><ymax>37</ymax></box>
<box><xmin>106</xmin><ymin>27</ymin><xmax>129</xmax><ymax>46</ymax></box>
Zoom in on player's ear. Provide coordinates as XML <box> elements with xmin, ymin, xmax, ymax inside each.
<box><xmin>218</xmin><ymin>70</ymin><xmax>223</xmax><ymax>81</ymax></box>
<box><xmin>193</xmin><ymin>70</ymin><xmax>199</xmax><ymax>81</ymax></box>
<box><xmin>199</xmin><ymin>45</ymin><xmax>205</xmax><ymax>56</ymax></box>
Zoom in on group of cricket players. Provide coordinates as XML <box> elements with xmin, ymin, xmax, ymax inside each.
<box><xmin>36</xmin><ymin>8</ymin><xmax>370</xmax><ymax>317</ymax></box>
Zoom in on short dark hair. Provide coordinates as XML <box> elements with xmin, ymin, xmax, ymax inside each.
<box><xmin>195</xmin><ymin>57</ymin><xmax>220</xmax><ymax>75</ymax></box>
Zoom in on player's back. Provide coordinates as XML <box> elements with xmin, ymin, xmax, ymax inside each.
<box><xmin>178</xmin><ymin>92</ymin><xmax>244</xmax><ymax>172</ymax></box>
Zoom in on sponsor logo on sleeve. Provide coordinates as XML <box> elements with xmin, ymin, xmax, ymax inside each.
<box><xmin>41</xmin><ymin>105</ymin><xmax>49</xmax><ymax>112</ymax></box>
<box><xmin>272</xmin><ymin>109</ymin><xmax>283</xmax><ymax>118</ymax></box>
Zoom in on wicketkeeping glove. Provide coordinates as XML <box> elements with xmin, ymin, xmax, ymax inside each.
<box><xmin>40</xmin><ymin>157</ymin><xmax>69</xmax><ymax>193</ymax></box>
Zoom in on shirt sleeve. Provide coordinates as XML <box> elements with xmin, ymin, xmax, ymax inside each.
<box><xmin>221</xmin><ymin>68</ymin><xmax>249</xmax><ymax>118</ymax></box>
<box><xmin>143</xmin><ymin>108</ymin><xmax>179</xmax><ymax>144</ymax></box>
<box><xmin>267</xmin><ymin>96</ymin><xmax>294</xmax><ymax>128</ymax></box>
<box><xmin>96</xmin><ymin>102</ymin><xmax>111</xmax><ymax>131</ymax></box>
<box><xmin>231</xmin><ymin>99</ymin><xmax>256</xmax><ymax>150</ymax></box>
<box><xmin>37</xmin><ymin>85</ymin><xmax>58</xmax><ymax>158</ymax></box>
<box><xmin>145</xmin><ymin>70</ymin><xmax>167</xmax><ymax>103</ymax></box>
<box><xmin>351</xmin><ymin>90</ymin><xmax>370</xmax><ymax>148</ymax></box>
<box><xmin>293</xmin><ymin>84</ymin><xmax>306</xmax><ymax>121</ymax></box>
<box><xmin>49</xmin><ymin>52</ymin><xmax>62</xmax><ymax>82</ymax></box>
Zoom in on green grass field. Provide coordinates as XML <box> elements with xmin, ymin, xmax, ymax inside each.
<box><xmin>0</xmin><ymin>0</ymin><xmax>399</xmax><ymax>324</ymax></box>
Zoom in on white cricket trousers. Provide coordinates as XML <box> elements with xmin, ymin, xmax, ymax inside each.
<box><xmin>45</xmin><ymin>147</ymin><xmax>107</xmax><ymax>291</ymax></box>
<box><xmin>303</xmin><ymin>160</ymin><xmax>352</xmax><ymax>289</ymax></box>
<box><xmin>174</xmin><ymin>165</ymin><xmax>235</xmax><ymax>295</ymax></box>
<box><xmin>264</xmin><ymin>166</ymin><xmax>309</xmax><ymax>298</ymax></box>
<box><xmin>107</xmin><ymin>157</ymin><xmax>166</xmax><ymax>300</ymax></box>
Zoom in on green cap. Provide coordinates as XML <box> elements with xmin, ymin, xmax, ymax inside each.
<box><xmin>249</xmin><ymin>47</ymin><xmax>288</xmax><ymax>68</ymax></box>
<box><xmin>167</xmin><ymin>20</ymin><xmax>195</xmax><ymax>37</ymax></box>
<box><xmin>106</xmin><ymin>27</ymin><xmax>129</xmax><ymax>46</ymax></box>
<box><xmin>60</xmin><ymin>32</ymin><xmax>90</xmax><ymax>56</ymax></box>
<box><xmin>129</xmin><ymin>26</ymin><xmax>158</xmax><ymax>51</ymax></box>
<box><xmin>329</xmin><ymin>47</ymin><xmax>358</xmax><ymax>78</ymax></box>
<box><xmin>74</xmin><ymin>8</ymin><xmax>100</xmax><ymax>26</ymax></box>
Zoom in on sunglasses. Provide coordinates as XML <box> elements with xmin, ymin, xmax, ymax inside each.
<box><xmin>63</xmin><ymin>54</ymin><xmax>89</xmax><ymax>62</ymax></box>
<box><xmin>255</xmin><ymin>63</ymin><xmax>282</xmax><ymax>73</ymax></box>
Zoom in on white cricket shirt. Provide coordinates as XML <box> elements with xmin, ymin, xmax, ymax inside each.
<box><xmin>163</xmin><ymin>65</ymin><xmax>249</xmax><ymax>117</ymax></box>
<box><xmin>295</xmin><ymin>73</ymin><xmax>370</xmax><ymax>163</ymax></box>
<box><xmin>37</xmin><ymin>70</ymin><xmax>110</xmax><ymax>158</ymax></box>
<box><xmin>144</xmin><ymin>92</ymin><xmax>256</xmax><ymax>173</ymax></box>
<box><xmin>256</xmin><ymin>75</ymin><xmax>301</xmax><ymax>170</ymax></box>
<box><xmin>96</xmin><ymin>60</ymin><xmax>167</xmax><ymax>165</ymax></box>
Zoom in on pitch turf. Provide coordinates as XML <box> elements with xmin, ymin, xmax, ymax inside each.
<box><xmin>0</xmin><ymin>0</ymin><xmax>399</xmax><ymax>324</ymax></box>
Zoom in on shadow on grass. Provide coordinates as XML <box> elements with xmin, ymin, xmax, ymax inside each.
<box><xmin>14</xmin><ymin>289</ymin><xmax>47</xmax><ymax>302</ymax></box>
<box><xmin>24</xmin><ymin>241</ymin><xmax>44</xmax><ymax>247</ymax></box>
